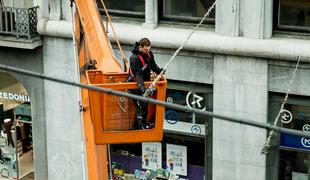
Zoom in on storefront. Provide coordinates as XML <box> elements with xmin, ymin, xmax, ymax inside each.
<box><xmin>0</xmin><ymin>72</ymin><xmax>34</xmax><ymax>179</ymax></box>
<box><xmin>110</xmin><ymin>81</ymin><xmax>213</xmax><ymax>180</ymax></box>
<box><xmin>267</xmin><ymin>93</ymin><xmax>310</xmax><ymax>180</ymax></box>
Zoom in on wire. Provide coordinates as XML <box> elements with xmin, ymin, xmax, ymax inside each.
<box><xmin>98</xmin><ymin>0</ymin><xmax>128</xmax><ymax>72</ymax></box>
<box><xmin>70</xmin><ymin>3</ymin><xmax>88</xmax><ymax>180</ymax></box>
<box><xmin>143</xmin><ymin>0</ymin><xmax>219</xmax><ymax>97</ymax></box>
<box><xmin>1</xmin><ymin>64</ymin><xmax>310</xmax><ymax>139</ymax></box>
<box><xmin>261</xmin><ymin>56</ymin><xmax>301</xmax><ymax>154</ymax></box>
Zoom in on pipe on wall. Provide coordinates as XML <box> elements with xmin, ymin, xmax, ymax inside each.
<box><xmin>37</xmin><ymin>19</ymin><xmax>73</xmax><ymax>38</ymax></box>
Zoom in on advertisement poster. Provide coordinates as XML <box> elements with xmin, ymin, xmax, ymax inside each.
<box><xmin>166</xmin><ymin>144</ymin><xmax>187</xmax><ymax>176</ymax></box>
<box><xmin>142</xmin><ymin>142</ymin><xmax>162</xmax><ymax>171</ymax></box>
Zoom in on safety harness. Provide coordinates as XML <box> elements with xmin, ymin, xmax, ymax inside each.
<box><xmin>129</xmin><ymin>53</ymin><xmax>151</xmax><ymax>81</ymax></box>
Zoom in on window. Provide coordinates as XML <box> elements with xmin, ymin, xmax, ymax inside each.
<box><xmin>267</xmin><ymin>94</ymin><xmax>310</xmax><ymax>180</ymax></box>
<box><xmin>165</xmin><ymin>81</ymin><xmax>212</xmax><ymax>125</ymax></box>
<box><xmin>279</xmin><ymin>149</ymin><xmax>309</xmax><ymax>180</ymax></box>
<box><xmin>98</xmin><ymin>0</ymin><xmax>145</xmax><ymax>17</ymax></box>
<box><xmin>278</xmin><ymin>104</ymin><xmax>310</xmax><ymax>180</ymax></box>
<box><xmin>110</xmin><ymin>133</ymin><xmax>207</xmax><ymax>179</ymax></box>
<box><xmin>274</xmin><ymin>0</ymin><xmax>310</xmax><ymax>32</ymax></box>
<box><xmin>161</xmin><ymin>0</ymin><xmax>215</xmax><ymax>22</ymax></box>
<box><xmin>163</xmin><ymin>133</ymin><xmax>205</xmax><ymax>167</ymax></box>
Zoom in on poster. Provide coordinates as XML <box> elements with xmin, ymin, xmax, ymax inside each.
<box><xmin>166</xmin><ymin>144</ymin><xmax>187</xmax><ymax>176</ymax></box>
<box><xmin>142</xmin><ymin>142</ymin><xmax>162</xmax><ymax>171</ymax></box>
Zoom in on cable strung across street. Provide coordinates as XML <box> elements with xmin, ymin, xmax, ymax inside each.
<box><xmin>261</xmin><ymin>57</ymin><xmax>301</xmax><ymax>154</ymax></box>
<box><xmin>1</xmin><ymin>64</ymin><xmax>310</xmax><ymax>139</ymax></box>
<box><xmin>144</xmin><ymin>0</ymin><xmax>219</xmax><ymax>97</ymax></box>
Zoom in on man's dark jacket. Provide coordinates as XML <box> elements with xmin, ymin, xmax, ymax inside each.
<box><xmin>128</xmin><ymin>42</ymin><xmax>162</xmax><ymax>92</ymax></box>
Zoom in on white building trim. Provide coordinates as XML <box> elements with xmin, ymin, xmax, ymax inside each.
<box><xmin>37</xmin><ymin>20</ymin><xmax>310</xmax><ymax>62</ymax></box>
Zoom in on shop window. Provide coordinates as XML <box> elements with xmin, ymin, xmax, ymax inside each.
<box><xmin>98</xmin><ymin>0</ymin><xmax>145</xmax><ymax>18</ymax></box>
<box><xmin>160</xmin><ymin>0</ymin><xmax>215</xmax><ymax>23</ymax></box>
<box><xmin>267</xmin><ymin>94</ymin><xmax>310</xmax><ymax>180</ymax></box>
<box><xmin>279</xmin><ymin>149</ymin><xmax>309</xmax><ymax>180</ymax></box>
<box><xmin>0</xmin><ymin>72</ymin><xmax>33</xmax><ymax>179</ymax></box>
<box><xmin>274</xmin><ymin>0</ymin><xmax>310</xmax><ymax>32</ymax></box>
<box><xmin>110</xmin><ymin>133</ymin><xmax>207</xmax><ymax>179</ymax></box>
<box><xmin>0</xmin><ymin>103</ymin><xmax>33</xmax><ymax>179</ymax></box>
<box><xmin>165</xmin><ymin>81</ymin><xmax>212</xmax><ymax>125</ymax></box>
<box><xmin>163</xmin><ymin>133</ymin><xmax>205</xmax><ymax>167</ymax></box>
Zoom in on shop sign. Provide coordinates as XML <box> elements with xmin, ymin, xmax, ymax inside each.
<box><xmin>166</xmin><ymin>144</ymin><xmax>187</xmax><ymax>176</ymax></box>
<box><xmin>191</xmin><ymin>125</ymin><xmax>201</xmax><ymax>134</ymax></box>
<box><xmin>280</xmin><ymin>109</ymin><xmax>310</xmax><ymax>151</ymax></box>
<box><xmin>186</xmin><ymin>92</ymin><xmax>206</xmax><ymax>111</ymax></box>
<box><xmin>164</xmin><ymin>121</ymin><xmax>205</xmax><ymax>136</ymax></box>
<box><xmin>165</xmin><ymin>110</ymin><xmax>179</xmax><ymax>124</ymax></box>
<box><xmin>142</xmin><ymin>142</ymin><xmax>162</xmax><ymax>171</ymax></box>
<box><xmin>0</xmin><ymin>91</ymin><xmax>30</xmax><ymax>102</ymax></box>
<box><xmin>280</xmin><ymin>133</ymin><xmax>310</xmax><ymax>151</ymax></box>
<box><xmin>281</xmin><ymin>123</ymin><xmax>310</xmax><ymax>151</ymax></box>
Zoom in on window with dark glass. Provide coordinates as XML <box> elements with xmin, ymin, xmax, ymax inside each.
<box><xmin>267</xmin><ymin>94</ymin><xmax>310</xmax><ymax>180</ymax></box>
<box><xmin>161</xmin><ymin>0</ymin><xmax>215</xmax><ymax>22</ymax></box>
<box><xmin>164</xmin><ymin>81</ymin><xmax>212</xmax><ymax>125</ymax></box>
<box><xmin>98</xmin><ymin>0</ymin><xmax>145</xmax><ymax>17</ymax></box>
<box><xmin>278</xmin><ymin>103</ymin><xmax>310</xmax><ymax>180</ymax></box>
<box><xmin>274</xmin><ymin>0</ymin><xmax>310</xmax><ymax>32</ymax></box>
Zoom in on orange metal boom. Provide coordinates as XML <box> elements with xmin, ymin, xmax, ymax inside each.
<box><xmin>74</xmin><ymin>0</ymin><xmax>113</xmax><ymax>179</ymax></box>
<box><xmin>75</xmin><ymin>0</ymin><xmax>123</xmax><ymax>73</ymax></box>
<box><xmin>74</xmin><ymin>0</ymin><xmax>167</xmax><ymax>179</ymax></box>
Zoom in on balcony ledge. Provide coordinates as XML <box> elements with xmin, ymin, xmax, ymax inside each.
<box><xmin>0</xmin><ymin>35</ymin><xmax>42</xmax><ymax>49</ymax></box>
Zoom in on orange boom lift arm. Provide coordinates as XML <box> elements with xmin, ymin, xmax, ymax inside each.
<box><xmin>73</xmin><ymin>0</ymin><xmax>167</xmax><ymax>179</ymax></box>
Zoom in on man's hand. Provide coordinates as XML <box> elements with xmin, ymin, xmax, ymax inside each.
<box><xmin>140</xmin><ymin>86</ymin><xmax>146</xmax><ymax>94</ymax></box>
<box><xmin>160</xmin><ymin>69</ymin><xmax>166</xmax><ymax>79</ymax></box>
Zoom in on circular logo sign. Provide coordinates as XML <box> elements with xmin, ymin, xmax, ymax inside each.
<box><xmin>191</xmin><ymin>125</ymin><xmax>202</xmax><ymax>135</ymax></box>
<box><xmin>301</xmin><ymin>137</ymin><xmax>310</xmax><ymax>148</ymax></box>
<box><xmin>166</xmin><ymin>97</ymin><xmax>174</xmax><ymax>103</ymax></box>
<box><xmin>280</xmin><ymin>109</ymin><xmax>293</xmax><ymax>124</ymax></box>
<box><xmin>186</xmin><ymin>92</ymin><xmax>206</xmax><ymax>111</ymax></box>
<box><xmin>303</xmin><ymin>124</ymin><xmax>310</xmax><ymax>133</ymax></box>
<box><xmin>165</xmin><ymin>110</ymin><xmax>179</xmax><ymax>124</ymax></box>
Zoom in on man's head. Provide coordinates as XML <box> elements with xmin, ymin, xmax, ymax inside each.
<box><xmin>139</xmin><ymin>38</ymin><xmax>151</xmax><ymax>54</ymax></box>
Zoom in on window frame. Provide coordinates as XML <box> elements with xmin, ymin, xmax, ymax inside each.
<box><xmin>274</xmin><ymin>0</ymin><xmax>310</xmax><ymax>32</ymax></box>
<box><xmin>159</xmin><ymin>0</ymin><xmax>215</xmax><ymax>24</ymax></box>
<box><xmin>98</xmin><ymin>9</ymin><xmax>145</xmax><ymax>17</ymax></box>
<box><xmin>97</xmin><ymin>0</ymin><xmax>145</xmax><ymax>18</ymax></box>
<box><xmin>267</xmin><ymin>93</ymin><xmax>310</xmax><ymax>180</ymax></box>
<box><xmin>165</xmin><ymin>80</ymin><xmax>213</xmax><ymax>125</ymax></box>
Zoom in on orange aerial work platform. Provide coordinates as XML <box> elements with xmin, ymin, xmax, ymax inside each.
<box><xmin>86</xmin><ymin>70</ymin><xmax>167</xmax><ymax>144</ymax></box>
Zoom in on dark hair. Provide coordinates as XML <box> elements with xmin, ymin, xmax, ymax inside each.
<box><xmin>138</xmin><ymin>38</ymin><xmax>151</xmax><ymax>47</ymax></box>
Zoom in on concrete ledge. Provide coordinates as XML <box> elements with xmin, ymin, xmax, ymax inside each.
<box><xmin>110</xmin><ymin>23</ymin><xmax>310</xmax><ymax>62</ymax></box>
<box><xmin>37</xmin><ymin>19</ymin><xmax>310</xmax><ymax>62</ymax></box>
<box><xmin>0</xmin><ymin>36</ymin><xmax>42</xmax><ymax>49</ymax></box>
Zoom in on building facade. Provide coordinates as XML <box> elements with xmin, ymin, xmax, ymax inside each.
<box><xmin>0</xmin><ymin>0</ymin><xmax>309</xmax><ymax>179</ymax></box>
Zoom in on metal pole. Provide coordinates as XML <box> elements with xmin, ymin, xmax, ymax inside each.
<box><xmin>1</xmin><ymin>64</ymin><xmax>310</xmax><ymax>138</ymax></box>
